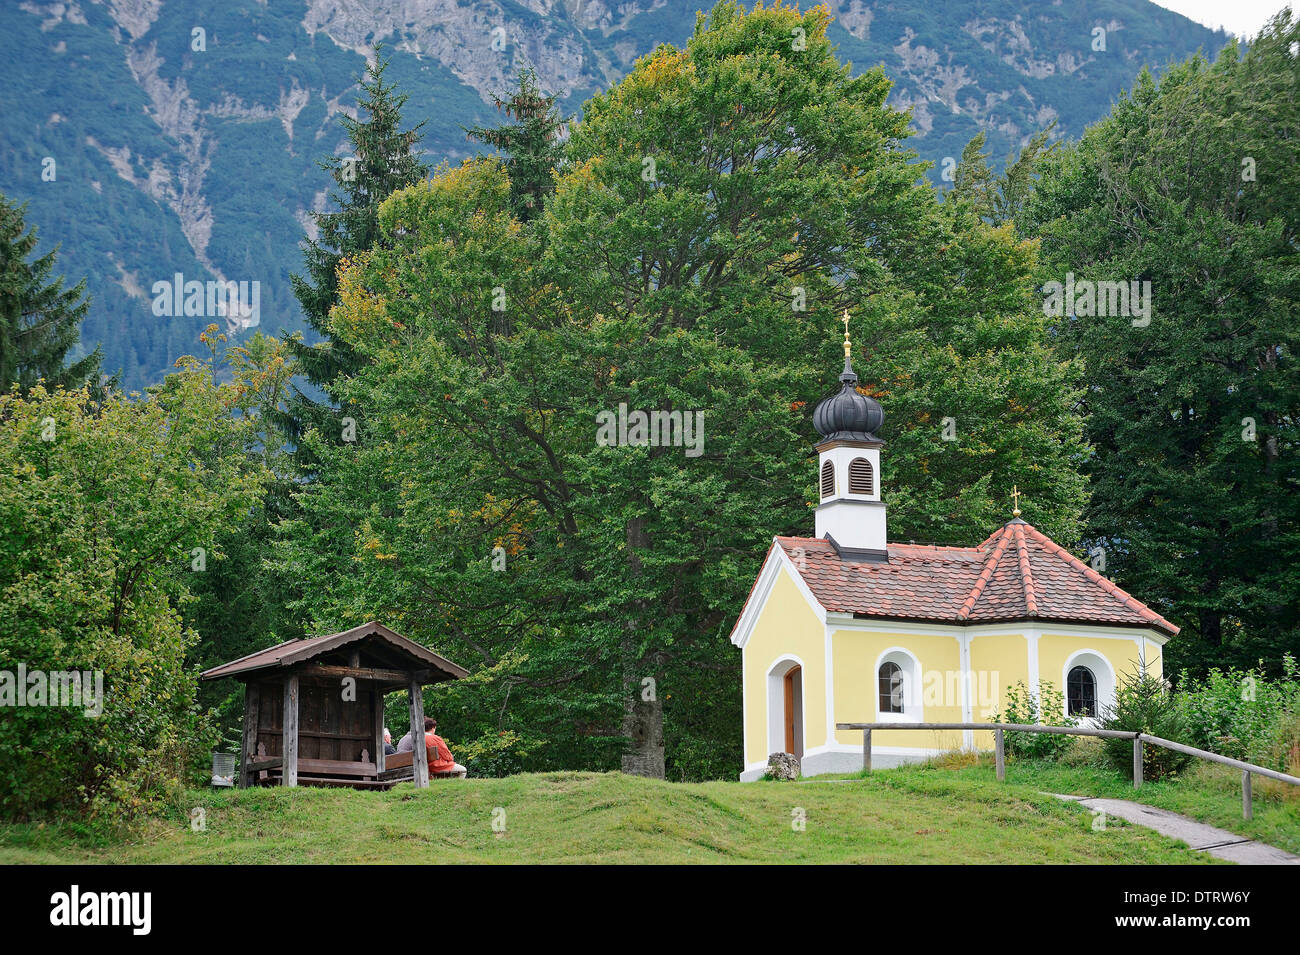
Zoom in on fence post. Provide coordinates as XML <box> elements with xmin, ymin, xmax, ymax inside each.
<box><xmin>1242</xmin><ymin>771</ymin><xmax>1252</xmax><ymax>820</ymax></box>
<box><xmin>995</xmin><ymin>727</ymin><xmax>1005</xmax><ymax>781</ymax></box>
<box><xmin>863</xmin><ymin>728</ymin><xmax>872</xmax><ymax>774</ymax></box>
<box><xmin>1132</xmin><ymin>735</ymin><xmax>1143</xmax><ymax>789</ymax></box>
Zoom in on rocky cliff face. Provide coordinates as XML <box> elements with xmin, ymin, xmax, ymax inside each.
<box><xmin>2</xmin><ymin>0</ymin><xmax>1225</xmax><ymax>387</ymax></box>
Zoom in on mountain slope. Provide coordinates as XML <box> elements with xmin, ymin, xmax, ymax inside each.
<box><xmin>0</xmin><ymin>0</ymin><xmax>1225</xmax><ymax>389</ymax></box>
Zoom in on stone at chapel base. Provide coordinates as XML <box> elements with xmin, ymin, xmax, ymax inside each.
<box><xmin>767</xmin><ymin>751</ymin><xmax>800</xmax><ymax>780</ymax></box>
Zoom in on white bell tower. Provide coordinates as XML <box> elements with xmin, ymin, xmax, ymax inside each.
<box><xmin>811</xmin><ymin>312</ymin><xmax>887</xmax><ymax>559</ymax></box>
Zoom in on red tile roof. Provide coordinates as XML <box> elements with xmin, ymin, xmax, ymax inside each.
<box><xmin>767</xmin><ymin>520</ymin><xmax>1178</xmax><ymax>636</ymax></box>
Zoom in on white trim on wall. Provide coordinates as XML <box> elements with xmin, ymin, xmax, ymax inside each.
<box><xmin>823</xmin><ymin>613</ymin><xmax>1170</xmax><ymax>645</ymax></box>
<box><xmin>766</xmin><ymin>655</ymin><xmax>806</xmax><ymax>758</ymax></box>
<box><xmin>741</xmin><ymin>641</ymin><xmax>749</xmax><ymax>770</ymax></box>
<box><xmin>1025</xmin><ymin>627</ymin><xmax>1041</xmax><ymax>710</ymax></box>
<box><xmin>730</xmin><ymin>541</ymin><xmax>827</xmax><ymax>649</ymax></box>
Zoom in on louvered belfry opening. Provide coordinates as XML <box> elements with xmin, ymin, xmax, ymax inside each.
<box><xmin>848</xmin><ymin>457</ymin><xmax>873</xmax><ymax>496</ymax></box>
<box><xmin>820</xmin><ymin>460</ymin><xmax>835</xmax><ymax>499</ymax></box>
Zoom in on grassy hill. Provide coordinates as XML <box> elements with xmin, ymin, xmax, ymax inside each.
<box><xmin>0</xmin><ymin>761</ymin><xmax>1257</xmax><ymax>864</ymax></box>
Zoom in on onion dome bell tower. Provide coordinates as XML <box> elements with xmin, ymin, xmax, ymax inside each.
<box><xmin>812</xmin><ymin>311</ymin><xmax>887</xmax><ymax>558</ymax></box>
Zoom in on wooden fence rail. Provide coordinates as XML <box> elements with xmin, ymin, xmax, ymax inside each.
<box><xmin>835</xmin><ymin>721</ymin><xmax>1300</xmax><ymax>820</ymax></box>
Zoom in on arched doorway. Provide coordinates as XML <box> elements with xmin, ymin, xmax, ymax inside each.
<box><xmin>783</xmin><ymin>666</ymin><xmax>803</xmax><ymax>758</ymax></box>
<box><xmin>766</xmin><ymin>658</ymin><xmax>805</xmax><ymax>759</ymax></box>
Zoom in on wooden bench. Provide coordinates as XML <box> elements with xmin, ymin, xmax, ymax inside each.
<box><xmin>379</xmin><ymin>750</ymin><xmax>466</xmax><ymax>784</ymax></box>
<box><xmin>249</xmin><ymin>745</ymin><xmax>404</xmax><ymax>789</ymax></box>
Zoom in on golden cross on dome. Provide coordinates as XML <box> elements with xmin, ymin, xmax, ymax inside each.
<box><xmin>842</xmin><ymin>309</ymin><xmax>852</xmax><ymax>359</ymax></box>
<box><xmin>1011</xmin><ymin>485</ymin><xmax>1022</xmax><ymax>518</ymax></box>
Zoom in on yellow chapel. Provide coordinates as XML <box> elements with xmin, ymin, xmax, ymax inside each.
<box><xmin>730</xmin><ymin>322</ymin><xmax>1178</xmax><ymax>780</ymax></box>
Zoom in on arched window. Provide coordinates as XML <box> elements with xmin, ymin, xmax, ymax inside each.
<box><xmin>879</xmin><ymin>661</ymin><xmax>904</xmax><ymax>714</ymax></box>
<box><xmin>848</xmin><ymin>457</ymin><xmax>874</xmax><ymax>495</ymax></box>
<box><xmin>820</xmin><ymin>460</ymin><xmax>835</xmax><ymax>499</ymax></box>
<box><xmin>1067</xmin><ymin>665</ymin><xmax>1097</xmax><ymax>717</ymax></box>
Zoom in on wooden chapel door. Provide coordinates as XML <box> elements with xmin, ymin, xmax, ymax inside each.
<box><xmin>784</xmin><ymin>666</ymin><xmax>803</xmax><ymax>758</ymax></box>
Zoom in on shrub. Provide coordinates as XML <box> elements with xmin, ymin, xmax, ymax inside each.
<box><xmin>990</xmin><ymin>681</ymin><xmax>1075</xmax><ymax>760</ymax></box>
<box><xmin>457</xmin><ymin>730</ymin><xmax>534</xmax><ymax>778</ymax></box>
<box><xmin>1175</xmin><ymin>656</ymin><xmax>1300</xmax><ymax>772</ymax></box>
<box><xmin>0</xmin><ymin>379</ymin><xmax>263</xmax><ymax>821</ymax></box>
<box><xmin>1099</xmin><ymin>673</ymin><xmax>1193</xmax><ymax>781</ymax></box>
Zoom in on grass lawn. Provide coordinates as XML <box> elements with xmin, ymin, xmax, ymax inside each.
<box><xmin>0</xmin><ymin>761</ymin><xmax>1241</xmax><ymax>865</ymax></box>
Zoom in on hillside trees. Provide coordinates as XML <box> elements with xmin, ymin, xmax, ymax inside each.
<box><xmin>280</xmin><ymin>50</ymin><xmax>429</xmax><ymax>463</ymax></box>
<box><xmin>183</xmin><ymin>329</ymin><xmax>300</xmax><ymax>740</ymax></box>
<box><xmin>0</xmin><ymin>344</ymin><xmax>267</xmax><ymax>819</ymax></box>
<box><xmin>1024</xmin><ymin>12</ymin><xmax>1300</xmax><ymax>674</ymax></box>
<box><xmin>465</xmin><ymin>67</ymin><xmax>570</xmax><ymax>222</ymax></box>
<box><xmin>279</xmin><ymin>1</ymin><xmax>1090</xmax><ymax>779</ymax></box>
<box><xmin>0</xmin><ymin>195</ymin><xmax>102</xmax><ymax>395</ymax></box>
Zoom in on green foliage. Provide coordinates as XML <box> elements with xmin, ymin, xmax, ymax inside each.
<box><xmin>456</xmin><ymin>730</ymin><xmax>535</xmax><ymax>778</ymax></box>
<box><xmin>1099</xmin><ymin>673</ymin><xmax>1193</xmax><ymax>782</ymax></box>
<box><xmin>273</xmin><ymin>1</ymin><xmax>1092</xmax><ymax>782</ymax></box>
<box><xmin>183</xmin><ymin>328</ymin><xmax>302</xmax><ymax>741</ymax></box>
<box><xmin>991</xmin><ymin>681</ymin><xmax>1075</xmax><ymax>760</ymax></box>
<box><xmin>0</xmin><ymin>359</ymin><xmax>266</xmax><ymax>820</ymax></box>
<box><xmin>0</xmin><ymin>195</ymin><xmax>101</xmax><ymax>394</ymax></box>
<box><xmin>1024</xmin><ymin>12</ymin><xmax>1300</xmax><ymax>675</ymax></box>
<box><xmin>465</xmin><ymin>68</ymin><xmax>570</xmax><ymax>222</ymax></box>
<box><xmin>949</xmin><ymin>124</ymin><xmax>1059</xmax><ymax>229</ymax></box>
<box><xmin>0</xmin><ymin>0</ymin><xmax>1223</xmax><ymax>392</ymax></box>
<box><xmin>281</xmin><ymin>49</ymin><xmax>429</xmax><ymax>460</ymax></box>
<box><xmin>1175</xmin><ymin>657</ymin><xmax>1300</xmax><ymax>773</ymax></box>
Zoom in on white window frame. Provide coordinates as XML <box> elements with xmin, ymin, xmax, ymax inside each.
<box><xmin>1062</xmin><ymin>649</ymin><xmax>1116</xmax><ymax>727</ymax></box>
<box><xmin>874</xmin><ymin>647</ymin><xmax>923</xmax><ymax>723</ymax></box>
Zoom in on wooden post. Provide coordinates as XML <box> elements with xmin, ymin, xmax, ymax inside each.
<box><xmin>239</xmin><ymin>682</ymin><xmax>260</xmax><ymax>788</ymax></box>
<box><xmin>1132</xmin><ymin>735</ymin><xmax>1142</xmax><ymax>789</ymax></box>
<box><xmin>282</xmin><ymin>673</ymin><xmax>299</xmax><ymax>787</ymax></box>
<box><xmin>409</xmin><ymin>679</ymin><xmax>429</xmax><ymax>788</ymax></box>
<box><xmin>862</xmin><ymin>728</ymin><xmax>872</xmax><ymax>774</ymax></box>
<box><xmin>1242</xmin><ymin>771</ymin><xmax>1252</xmax><ymax>820</ymax></box>
<box><xmin>995</xmin><ymin>727</ymin><xmax>1005</xmax><ymax>781</ymax></box>
<box><xmin>373</xmin><ymin>687</ymin><xmax>386</xmax><ymax>775</ymax></box>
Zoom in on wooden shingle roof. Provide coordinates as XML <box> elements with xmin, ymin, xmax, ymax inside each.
<box><xmin>200</xmin><ymin>620</ymin><xmax>468</xmax><ymax>682</ymax></box>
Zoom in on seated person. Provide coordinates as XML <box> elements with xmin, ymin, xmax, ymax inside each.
<box><xmin>425</xmin><ymin>718</ymin><xmax>467</xmax><ymax>778</ymax></box>
<box><xmin>383</xmin><ymin>727</ymin><xmax>397</xmax><ymax>756</ymax></box>
<box><xmin>395</xmin><ymin>721</ymin><xmax>423</xmax><ymax>753</ymax></box>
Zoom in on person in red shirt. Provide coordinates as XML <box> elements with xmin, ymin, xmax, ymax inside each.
<box><xmin>424</xmin><ymin>718</ymin><xmax>467</xmax><ymax>778</ymax></box>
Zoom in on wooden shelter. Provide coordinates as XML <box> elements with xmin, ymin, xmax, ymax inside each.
<box><xmin>200</xmin><ymin>621</ymin><xmax>468</xmax><ymax>790</ymax></box>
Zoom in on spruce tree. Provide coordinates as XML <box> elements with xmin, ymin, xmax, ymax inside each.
<box><xmin>1025</xmin><ymin>14</ymin><xmax>1300</xmax><ymax>674</ymax></box>
<box><xmin>465</xmin><ymin>67</ymin><xmax>569</xmax><ymax>222</ymax></box>
<box><xmin>0</xmin><ymin>195</ymin><xmax>101</xmax><ymax>394</ymax></box>
<box><xmin>281</xmin><ymin>50</ymin><xmax>428</xmax><ymax>458</ymax></box>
